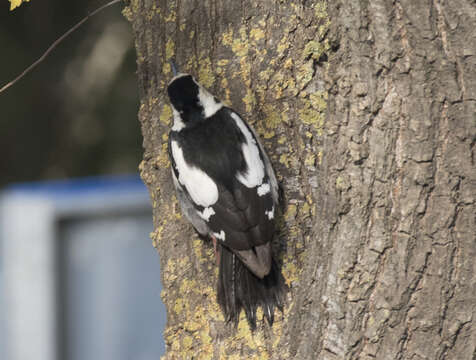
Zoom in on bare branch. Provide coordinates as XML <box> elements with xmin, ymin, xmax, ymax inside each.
<box><xmin>0</xmin><ymin>0</ymin><xmax>122</xmax><ymax>95</ymax></box>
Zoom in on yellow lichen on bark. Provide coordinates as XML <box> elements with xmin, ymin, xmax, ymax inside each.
<box><xmin>126</xmin><ymin>0</ymin><xmax>331</xmax><ymax>357</ymax></box>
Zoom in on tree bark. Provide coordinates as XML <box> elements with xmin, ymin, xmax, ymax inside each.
<box><xmin>125</xmin><ymin>0</ymin><xmax>475</xmax><ymax>358</ymax></box>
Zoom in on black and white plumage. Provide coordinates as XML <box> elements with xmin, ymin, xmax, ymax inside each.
<box><xmin>166</xmin><ymin>65</ymin><xmax>285</xmax><ymax>329</ymax></box>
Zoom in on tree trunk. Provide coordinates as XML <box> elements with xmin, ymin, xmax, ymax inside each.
<box><xmin>125</xmin><ymin>0</ymin><xmax>475</xmax><ymax>358</ymax></box>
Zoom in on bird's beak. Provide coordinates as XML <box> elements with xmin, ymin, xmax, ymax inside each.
<box><xmin>170</xmin><ymin>60</ymin><xmax>179</xmax><ymax>76</ymax></box>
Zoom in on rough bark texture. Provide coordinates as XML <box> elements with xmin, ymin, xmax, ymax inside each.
<box><xmin>317</xmin><ymin>1</ymin><xmax>475</xmax><ymax>359</ymax></box>
<box><xmin>125</xmin><ymin>0</ymin><xmax>475</xmax><ymax>359</ymax></box>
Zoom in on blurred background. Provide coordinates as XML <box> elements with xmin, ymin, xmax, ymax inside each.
<box><xmin>0</xmin><ymin>1</ymin><xmax>166</xmax><ymax>359</ymax></box>
<box><xmin>0</xmin><ymin>0</ymin><xmax>140</xmax><ymax>185</ymax></box>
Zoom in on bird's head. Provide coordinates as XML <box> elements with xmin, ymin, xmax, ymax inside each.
<box><xmin>167</xmin><ymin>61</ymin><xmax>223</xmax><ymax>130</ymax></box>
<box><xmin>167</xmin><ymin>74</ymin><xmax>201</xmax><ymax>116</ymax></box>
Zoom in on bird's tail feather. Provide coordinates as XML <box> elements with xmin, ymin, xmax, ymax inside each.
<box><xmin>217</xmin><ymin>244</ymin><xmax>285</xmax><ymax>330</ymax></box>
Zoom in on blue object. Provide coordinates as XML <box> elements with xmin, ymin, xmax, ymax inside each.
<box><xmin>5</xmin><ymin>174</ymin><xmax>146</xmax><ymax>196</ymax></box>
<box><xmin>0</xmin><ymin>174</ymin><xmax>165</xmax><ymax>360</ymax></box>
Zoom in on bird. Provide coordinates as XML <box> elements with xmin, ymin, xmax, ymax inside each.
<box><xmin>166</xmin><ymin>61</ymin><xmax>284</xmax><ymax>330</ymax></box>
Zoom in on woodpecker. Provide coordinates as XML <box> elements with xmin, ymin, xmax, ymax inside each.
<box><xmin>166</xmin><ymin>61</ymin><xmax>284</xmax><ymax>329</ymax></box>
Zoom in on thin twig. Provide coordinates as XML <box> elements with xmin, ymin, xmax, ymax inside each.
<box><xmin>0</xmin><ymin>0</ymin><xmax>122</xmax><ymax>95</ymax></box>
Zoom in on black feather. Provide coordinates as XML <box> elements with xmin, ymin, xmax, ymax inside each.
<box><xmin>167</xmin><ymin>76</ymin><xmax>286</xmax><ymax>329</ymax></box>
<box><xmin>217</xmin><ymin>244</ymin><xmax>285</xmax><ymax>330</ymax></box>
<box><xmin>167</xmin><ymin>75</ymin><xmax>203</xmax><ymax>124</ymax></box>
<box><xmin>173</xmin><ymin>108</ymin><xmax>247</xmax><ymax>190</ymax></box>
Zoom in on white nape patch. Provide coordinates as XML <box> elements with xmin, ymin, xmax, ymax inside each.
<box><xmin>171</xmin><ymin>141</ymin><xmax>219</xmax><ymax>207</ymax></box>
<box><xmin>171</xmin><ymin>107</ymin><xmax>185</xmax><ymax>131</ymax></box>
<box><xmin>231</xmin><ymin>113</ymin><xmax>265</xmax><ymax>188</ymax></box>
<box><xmin>198</xmin><ymin>86</ymin><xmax>223</xmax><ymax>118</ymax></box>
<box><xmin>257</xmin><ymin>182</ymin><xmax>271</xmax><ymax>196</ymax></box>
<box><xmin>198</xmin><ymin>207</ymin><xmax>215</xmax><ymax>221</ymax></box>
<box><xmin>213</xmin><ymin>230</ymin><xmax>226</xmax><ymax>241</ymax></box>
<box><xmin>265</xmin><ymin>206</ymin><xmax>275</xmax><ymax>220</ymax></box>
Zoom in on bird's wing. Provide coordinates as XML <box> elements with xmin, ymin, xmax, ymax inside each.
<box><xmin>168</xmin><ymin>110</ymin><xmax>277</xmax><ymax>277</ymax></box>
<box><xmin>243</xmin><ymin>118</ymin><xmax>279</xmax><ymax>206</ymax></box>
<box><xmin>168</xmin><ymin>136</ymin><xmax>211</xmax><ymax>236</ymax></box>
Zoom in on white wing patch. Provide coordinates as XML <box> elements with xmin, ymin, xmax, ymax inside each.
<box><xmin>265</xmin><ymin>206</ymin><xmax>275</xmax><ymax>220</ymax></box>
<box><xmin>198</xmin><ymin>207</ymin><xmax>215</xmax><ymax>221</ymax></box>
<box><xmin>245</xmin><ymin>118</ymin><xmax>279</xmax><ymax>205</ymax></box>
<box><xmin>171</xmin><ymin>141</ymin><xmax>219</xmax><ymax>207</ymax></box>
<box><xmin>198</xmin><ymin>86</ymin><xmax>223</xmax><ymax>118</ymax></box>
<box><xmin>213</xmin><ymin>230</ymin><xmax>226</xmax><ymax>241</ymax></box>
<box><xmin>257</xmin><ymin>182</ymin><xmax>270</xmax><ymax>196</ymax></box>
<box><xmin>231</xmin><ymin>112</ymin><xmax>265</xmax><ymax>188</ymax></box>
